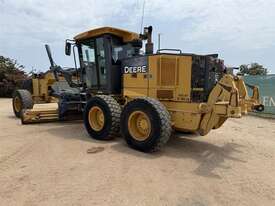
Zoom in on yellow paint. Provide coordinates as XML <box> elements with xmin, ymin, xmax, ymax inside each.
<box><xmin>32</xmin><ymin>72</ymin><xmax>57</xmax><ymax>103</ymax></box>
<box><xmin>14</xmin><ymin>96</ymin><xmax>21</xmax><ymax>112</ymax></box>
<box><xmin>147</xmin><ymin>55</ymin><xmax>192</xmax><ymax>101</ymax></box>
<box><xmin>128</xmin><ymin>111</ymin><xmax>151</xmax><ymax>141</ymax></box>
<box><xmin>123</xmin><ymin>72</ymin><xmax>148</xmax><ymax>97</ymax></box>
<box><xmin>74</xmin><ymin>27</ymin><xmax>140</xmax><ymax>43</ymax></box>
<box><xmin>21</xmin><ymin>103</ymin><xmax>59</xmax><ymax>124</ymax></box>
<box><xmin>88</xmin><ymin>106</ymin><xmax>105</xmax><ymax>131</ymax></box>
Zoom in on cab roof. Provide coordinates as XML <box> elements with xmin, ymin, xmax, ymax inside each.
<box><xmin>74</xmin><ymin>27</ymin><xmax>140</xmax><ymax>43</ymax></box>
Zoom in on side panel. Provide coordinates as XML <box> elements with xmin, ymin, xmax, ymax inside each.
<box><xmin>148</xmin><ymin>55</ymin><xmax>192</xmax><ymax>102</ymax></box>
<box><xmin>161</xmin><ymin>101</ymin><xmax>203</xmax><ymax>132</ymax></box>
<box><xmin>122</xmin><ymin>56</ymin><xmax>148</xmax><ymax>98</ymax></box>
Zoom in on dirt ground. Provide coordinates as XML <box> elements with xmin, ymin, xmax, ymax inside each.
<box><xmin>1</xmin><ymin>98</ymin><xmax>275</xmax><ymax>206</ymax></box>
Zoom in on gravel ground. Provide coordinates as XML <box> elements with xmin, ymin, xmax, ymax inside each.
<box><xmin>0</xmin><ymin>98</ymin><xmax>275</xmax><ymax>206</ymax></box>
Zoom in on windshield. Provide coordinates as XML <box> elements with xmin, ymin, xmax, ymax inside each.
<box><xmin>111</xmin><ymin>37</ymin><xmax>140</xmax><ymax>63</ymax></box>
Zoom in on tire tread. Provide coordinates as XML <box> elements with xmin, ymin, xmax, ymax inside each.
<box><xmin>12</xmin><ymin>89</ymin><xmax>33</xmax><ymax>118</ymax></box>
<box><xmin>97</xmin><ymin>95</ymin><xmax>121</xmax><ymax>138</ymax></box>
<box><xmin>84</xmin><ymin>95</ymin><xmax>121</xmax><ymax>140</ymax></box>
<box><xmin>121</xmin><ymin>97</ymin><xmax>172</xmax><ymax>152</ymax></box>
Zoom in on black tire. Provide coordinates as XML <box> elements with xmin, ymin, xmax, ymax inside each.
<box><xmin>12</xmin><ymin>89</ymin><xmax>33</xmax><ymax>118</ymax></box>
<box><xmin>83</xmin><ymin>95</ymin><xmax>121</xmax><ymax>140</ymax></box>
<box><xmin>121</xmin><ymin>97</ymin><xmax>172</xmax><ymax>152</ymax></box>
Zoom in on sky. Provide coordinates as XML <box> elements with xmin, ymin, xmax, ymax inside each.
<box><xmin>0</xmin><ymin>0</ymin><xmax>275</xmax><ymax>73</ymax></box>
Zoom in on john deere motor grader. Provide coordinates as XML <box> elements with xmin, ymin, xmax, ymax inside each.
<box><xmin>19</xmin><ymin>26</ymin><xmax>263</xmax><ymax>152</ymax></box>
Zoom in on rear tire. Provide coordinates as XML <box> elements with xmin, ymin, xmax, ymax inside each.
<box><xmin>84</xmin><ymin>95</ymin><xmax>121</xmax><ymax>140</ymax></box>
<box><xmin>120</xmin><ymin>97</ymin><xmax>172</xmax><ymax>152</ymax></box>
<box><xmin>12</xmin><ymin>89</ymin><xmax>33</xmax><ymax>118</ymax></box>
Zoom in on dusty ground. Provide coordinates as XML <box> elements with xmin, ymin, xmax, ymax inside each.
<box><xmin>0</xmin><ymin>98</ymin><xmax>275</xmax><ymax>206</ymax></box>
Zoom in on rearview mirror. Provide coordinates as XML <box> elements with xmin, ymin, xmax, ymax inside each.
<box><xmin>65</xmin><ymin>42</ymin><xmax>71</xmax><ymax>56</ymax></box>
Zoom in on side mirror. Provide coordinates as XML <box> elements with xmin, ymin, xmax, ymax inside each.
<box><xmin>65</xmin><ymin>42</ymin><xmax>71</xmax><ymax>56</ymax></box>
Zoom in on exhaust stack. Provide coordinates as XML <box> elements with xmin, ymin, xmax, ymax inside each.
<box><xmin>140</xmin><ymin>26</ymin><xmax>154</xmax><ymax>55</ymax></box>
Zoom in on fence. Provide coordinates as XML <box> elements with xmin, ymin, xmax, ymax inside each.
<box><xmin>244</xmin><ymin>74</ymin><xmax>275</xmax><ymax>118</ymax></box>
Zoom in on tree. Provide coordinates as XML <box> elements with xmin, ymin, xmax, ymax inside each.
<box><xmin>238</xmin><ymin>63</ymin><xmax>268</xmax><ymax>76</ymax></box>
<box><xmin>0</xmin><ymin>56</ymin><xmax>26</xmax><ymax>81</ymax></box>
<box><xmin>0</xmin><ymin>56</ymin><xmax>27</xmax><ymax>97</ymax></box>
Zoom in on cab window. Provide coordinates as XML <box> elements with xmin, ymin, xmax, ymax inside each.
<box><xmin>80</xmin><ymin>40</ymin><xmax>97</xmax><ymax>88</ymax></box>
<box><xmin>96</xmin><ymin>37</ymin><xmax>107</xmax><ymax>86</ymax></box>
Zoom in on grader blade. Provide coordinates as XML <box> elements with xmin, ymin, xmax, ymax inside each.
<box><xmin>21</xmin><ymin>103</ymin><xmax>59</xmax><ymax>124</ymax></box>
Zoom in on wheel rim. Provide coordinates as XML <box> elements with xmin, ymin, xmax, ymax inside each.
<box><xmin>128</xmin><ymin>111</ymin><xmax>151</xmax><ymax>141</ymax></box>
<box><xmin>14</xmin><ymin>96</ymin><xmax>22</xmax><ymax>112</ymax></box>
<box><xmin>88</xmin><ymin>106</ymin><xmax>105</xmax><ymax>131</ymax></box>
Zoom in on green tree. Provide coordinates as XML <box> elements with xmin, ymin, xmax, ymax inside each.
<box><xmin>0</xmin><ymin>56</ymin><xmax>26</xmax><ymax>81</ymax></box>
<box><xmin>238</xmin><ymin>63</ymin><xmax>268</xmax><ymax>76</ymax></box>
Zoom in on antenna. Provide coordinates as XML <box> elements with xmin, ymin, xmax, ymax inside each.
<box><xmin>140</xmin><ymin>0</ymin><xmax>146</xmax><ymax>33</ymax></box>
<box><xmin>158</xmin><ymin>33</ymin><xmax>162</xmax><ymax>51</ymax></box>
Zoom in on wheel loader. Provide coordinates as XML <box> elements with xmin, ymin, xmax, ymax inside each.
<box><xmin>17</xmin><ymin>26</ymin><xmax>264</xmax><ymax>152</ymax></box>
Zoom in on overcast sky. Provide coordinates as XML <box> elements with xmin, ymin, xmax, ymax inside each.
<box><xmin>0</xmin><ymin>0</ymin><xmax>275</xmax><ymax>73</ymax></box>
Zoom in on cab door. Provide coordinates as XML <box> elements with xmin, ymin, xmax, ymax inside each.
<box><xmin>95</xmin><ymin>37</ymin><xmax>107</xmax><ymax>91</ymax></box>
<box><xmin>79</xmin><ymin>35</ymin><xmax>125</xmax><ymax>94</ymax></box>
<box><xmin>79</xmin><ymin>39</ymin><xmax>98</xmax><ymax>89</ymax></box>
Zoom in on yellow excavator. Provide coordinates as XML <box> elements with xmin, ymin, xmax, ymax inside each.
<box><xmin>13</xmin><ymin>26</ymin><xmax>264</xmax><ymax>152</ymax></box>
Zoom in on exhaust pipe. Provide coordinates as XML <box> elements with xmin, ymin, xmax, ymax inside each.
<box><xmin>140</xmin><ymin>26</ymin><xmax>154</xmax><ymax>55</ymax></box>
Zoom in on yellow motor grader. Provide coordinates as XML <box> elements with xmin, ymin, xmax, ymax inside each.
<box><xmin>15</xmin><ymin>26</ymin><xmax>264</xmax><ymax>152</ymax></box>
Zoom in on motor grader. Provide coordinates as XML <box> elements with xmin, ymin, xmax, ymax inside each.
<box><xmin>17</xmin><ymin>26</ymin><xmax>263</xmax><ymax>152</ymax></box>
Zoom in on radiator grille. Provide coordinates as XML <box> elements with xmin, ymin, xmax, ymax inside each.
<box><xmin>157</xmin><ymin>57</ymin><xmax>179</xmax><ymax>86</ymax></box>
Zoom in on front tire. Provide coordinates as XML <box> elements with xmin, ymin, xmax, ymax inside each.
<box><xmin>83</xmin><ymin>95</ymin><xmax>121</xmax><ymax>140</ymax></box>
<box><xmin>12</xmin><ymin>89</ymin><xmax>33</xmax><ymax>118</ymax></box>
<box><xmin>121</xmin><ymin>97</ymin><xmax>172</xmax><ymax>152</ymax></box>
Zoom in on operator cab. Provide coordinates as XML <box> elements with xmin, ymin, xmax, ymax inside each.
<box><xmin>66</xmin><ymin>27</ymin><xmax>143</xmax><ymax>95</ymax></box>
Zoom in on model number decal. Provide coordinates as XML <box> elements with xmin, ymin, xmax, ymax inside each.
<box><xmin>124</xmin><ymin>66</ymin><xmax>147</xmax><ymax>74</ymax></box>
